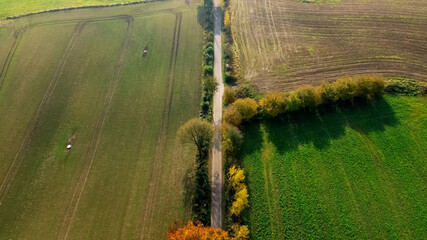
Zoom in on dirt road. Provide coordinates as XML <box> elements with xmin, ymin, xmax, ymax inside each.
<box><xmin>211</xmin><ymin>0</ymin><xmax>224</xmax><ymax>229</ymax></box>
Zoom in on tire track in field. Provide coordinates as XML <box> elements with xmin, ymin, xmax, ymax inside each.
<box><xmin>57</xmin><ymin>16</ymin><xmax>134</xmax><ymax>240</ymax></box>
<box><xmin>0</xmin><ymin>22</ymin><xmax>86</xmax><ymax>205</ymax></box>
<box><xmin>0</xmin><ymin>25</ymin><xmax>29</xmax><ymax>91</ymax></box>
<box><xmin>139</xmin><ymin>12</ymin><xmax>182</xmax><ymax>240</ymax></box>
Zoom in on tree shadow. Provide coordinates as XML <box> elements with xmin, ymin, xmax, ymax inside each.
<box><xmin>242</xmin><ymin>96</ymin><xmax>398</xmax><ymax>156</ymax></box>
<box><xmin>182</xmin><ymin>165</ymin><xmax>195</xmax><ymax>212</ymax></box>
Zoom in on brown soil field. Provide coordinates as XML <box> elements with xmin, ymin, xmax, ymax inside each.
<box><xmin>231</xmin><ymin>0</ymin><xmax>427</xmax><ymax>91</ymax></box>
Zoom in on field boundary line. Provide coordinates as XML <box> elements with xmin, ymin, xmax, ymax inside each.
<box><xmin>0</xmin><ymin>21</ymin><xmax>86</xmax><ymax>205</ymax></box>
<box><xmin>139</xmin><ymin>12</ymin><xmax>182</xmax><ymax>240</ymax></box>
<box><xmin>56</xmin><ymin>16</ymin><xmax>134</xmax><ymax>240</ymax></box>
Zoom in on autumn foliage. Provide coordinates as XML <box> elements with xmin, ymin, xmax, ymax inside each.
<box><xmin>167</xmin><ymin>221</ymin><xmax>229</xmax><ymax>240</ymax></box>
<box><xmin>228</xmin><ymin>166</ymin><xmax>249</xmax><ymax>216</ymax></box>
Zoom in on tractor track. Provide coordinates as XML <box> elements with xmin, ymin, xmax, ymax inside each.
<box><xmin>56</xmin><ymin>15</ymin><xmax>134</xmax><ymax>240</ymax></box>
<box><xmin>0</xmin><ymin>21</ymin><xmax>86</xmax><ymax>205</ymax></box>
<box><xmin>139</xmin><ymin>12</ymin><xmax>182</xmax><ymax>240</ymax></box>
<box><xmin>0</xmin><ymin>5</ymin><xmax>189</xmax><ymax>92</ymax></box>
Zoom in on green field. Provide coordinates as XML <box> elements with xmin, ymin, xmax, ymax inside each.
<box><xmin>241</xmin><ymin>95</ymin><xmax>427</xmax><ymax>239</ymax></box>
<box><xmin>0</xmin><ymin>1</ymin><xmax>202</xmax><ymax>239</ymax></box>
<box><xmin>0</xmin><ymin>0</ymin><xmax>144</xmax><ymax>19</ymax></box>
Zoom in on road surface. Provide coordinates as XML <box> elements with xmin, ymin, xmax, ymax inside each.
<box><xmin>211</xmin><ymin>0</ymin><xmax>224</xmax><ymax>229</ymax></box>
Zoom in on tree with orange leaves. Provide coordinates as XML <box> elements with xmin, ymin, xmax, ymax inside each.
<box><xmin>167</xmin><ymin>221</ymin><xmax>229</xmax><ymax>240</ymax></box>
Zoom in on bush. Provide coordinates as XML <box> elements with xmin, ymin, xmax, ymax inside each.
<box><xmin>385</xmin><ymin>77</ymin><xmax>426</xmax><ymax>96</ymax></box>
<box><xmin>224</xmin><ymin>86</ymin><xmax>236</xmax><ymax>106</ymax></box>
<box><xmin>203</xmin><ymin>76</ymin><xmax>218</xmax><ymax>101</ymax></box>
<box><xmin>203</xmin><ymin>65</ymin><xmax>213</xmax><ymax>76</ymax></box>
<box><xmin>224</xmin><ymin>105</ymin><xmax>243</xmax><ymax>126</ymax></box>
<box><xmin>231</xmin><ymin>224</ymin><xmax>250</xmax><ymax>240</ymax></box>
<box><xmin>222</xmin><ymin>123</ymin><xmax>243</xmax><ymax>158</ymax></box>
<box><xmin>320</xmin><ymin>82</ymin><xmax>338</xmax><ymax>104</ymax></box>
<box><xmin>285</xmin><ymin>92</ymin><xmax>302</xmax><ymax>112</ymax></box>
<box><xmin>259</xmin><ymin>92</ymin><xmax>286</xmax><ymax>117</ymax></box>
<box><xmin>296</xmin><ymin>85</ymin><xmax>320</xmax><ymax>109</ymax></box>
<box><xmin>235</xmin><ymin>84</ymin><xmax>258</xmax><ymax>99</ymax></box>
<box><xmin>228</xmin><ymin>166</ymin><xmax>249</xmax><ymax>216</ymax></box>
<box><xmin>233</xmin><ymin>98</ymin><xmax>258</xmax><ymax>121</ymax></box>
<box><xmin>334</xmin><ymin>76</ymin><xmax>359</xmax><ymax>101</ymax></box>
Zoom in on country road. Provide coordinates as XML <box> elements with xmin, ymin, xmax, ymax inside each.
<box><xmin>211</xmin><ymin>0</ymin><xmax>224</xmax><ymax>229</ymax></box>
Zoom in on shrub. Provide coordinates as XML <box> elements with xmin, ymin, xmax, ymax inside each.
<box><xmin>204</xmin><ymin>46</ymin><xmax>214</xmax><ymax>58</ymax></box>
<box><xmin>233</xmin><ymin>98</ymin><xmax>258</xmax><ymax>121</ymax></box>
<box><xmin>334</xmin><ymin>76</ymin><xmax>359</xmax><ymax>101</ymax></box>
<box><xmin>224</xmin><ymin>86</ymin><xmax>236</xmax><ymax>106</ymax></box>
<box><xmin>222</xmin><ymin>124</ymin><xmax>243</xmax><ymax>158</ymax></box>
<box><xmin>231</xmin><ymin>224</ymin><xmax>250</xmax><ymax>240</ymax></box>
<box><xmin>168</xmin><ymin>221</ymin><xmax>229</xmax><ymax>239</ymax></box>
<box><xmin>235</xmin><ymin>84</ymin><xmax>257</xmax><ymax>99</ymax></box>
<box><xmin>228</xmin><ymin>166</ymin><xmax>249</xmax><ymax>216</ymax></box>
<box><xmin>385</xmin><ymin>77</ymin><xmax>427</xmax><ymax>95</ymax></box>
<box><xmin>259</xmin><ymin>92</ymin><xmax>286</xmax><ymax>117</ymax></box>
<box><xmin>224</xmin><ymin>105</ymin><xmax>243</xmax><ymax>126</ymax></box>
<box><xmin>296</xmin><ymin>85</ymin><xmax>320</xmax><ymax>109</ymax></box>
<box><xmin>203</xmin><ymin>76</ymin><xmax>218</xmax><ymax>101</ymax></box>
<box><xmin>285</xmin><ymin>92</ymin><xmax>302</xmax><ymax>112</ymax></box>
<box><xmin>203</xmin><ymin>65</ymin><xmax>213</xmax><ymax>76</ymax></box>
<box><xmin>320</xmin><ymin>82</ymin><xmax>338</xmax><ymax>104</ymax></box>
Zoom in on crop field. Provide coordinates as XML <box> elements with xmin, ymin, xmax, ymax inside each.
<box><xmin>0</xmin><ymin>0</ymin><xmax>202</xmax><ymax>239</ymax></box>
<box><xmin>231</xmin><ymin>0</ymin><xmax>427</xmax><ymax>91</ymax></box>
<box><xmin>0</xmin><ymin>0</ymin><xmax>143</xmax><ymax>19</ymax></box>
<box><xmin>241</xmin><ymin>95</ymin><xmax>427</xmax><ymax>239</ymax></box>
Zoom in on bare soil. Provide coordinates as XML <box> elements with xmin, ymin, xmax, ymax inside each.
<box><xmin>231</xmin><ymin>0</ymin><xmax>427</xmax><ymax>91</ymax></box>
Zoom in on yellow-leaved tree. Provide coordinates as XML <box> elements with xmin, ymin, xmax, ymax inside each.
<box><xmin>231</xmin><ymin>224</ymin><xmax>250</xmax><ymax>240</ymax></box>
<box><xmin>167</xmin><ymin>221</ymin><xmax>229</xmax><ymax>240</ymax></box>
<box><xmin>228</xmin><ymin>165</ymin><xmax>249</xmax><ymax>216</ymax></box>
<box><xmin>224</xmin><ymin>10</ymin><xmax>231</xmax><ymax>27</ymax></box>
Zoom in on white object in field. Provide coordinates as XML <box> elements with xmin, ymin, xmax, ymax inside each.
<box><xmin>66</xmin><ymin>144</ymin><xmax>72</xmax><ymax>150</ymax></box>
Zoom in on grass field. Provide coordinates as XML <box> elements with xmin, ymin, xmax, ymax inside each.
<box><xmin>0</xmin><ymin>0</ymin><xmax>144</xmax><ymax>19</ymax></box>
<box><xmin>231</xmin><ymin>0</ymin><xmax>427</xmax><ymax>91</ymax></box>
<box><xmin>241</xmin><ymin>95</ymin><xmax>427</xmax><ymax>239</ymax></box>
<box><xmin>0</xmin><ymin>1</ymin><xmax>202</xmax><ymax>239</ymax></box>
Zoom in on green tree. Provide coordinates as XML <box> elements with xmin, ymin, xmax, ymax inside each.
<box><xmin>178</xmin><ymin>118</ymin><xmax>213</xmax><ymax>159</ymax></box>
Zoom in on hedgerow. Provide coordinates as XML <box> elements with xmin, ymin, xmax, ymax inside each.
<box><xmin>224</xmin><ymin>75</ymin><xmax>386</xmax><ymax>126</ymax></box>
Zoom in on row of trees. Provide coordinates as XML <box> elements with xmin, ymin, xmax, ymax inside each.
<box><xmin>224</xmin><ymin>75</ymin><xmax>386</xmax><ymax>126</ymax></box>
<box><xmin>178</xmin><ymin>118</ymin><xmax>213</xmax><ymax>225</ymax></box>
<box><xmin>222</xmin><ymin>123</ymin><xmax>250</xmax><ymax>239</ymax></box>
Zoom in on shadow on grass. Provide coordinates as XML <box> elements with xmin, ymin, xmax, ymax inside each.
<box><xmin>182</xmin><ymin>166</ymin><xmax>195</xmax><ymax>213</ymax></box>
<box><xmin>242</xmin><ymin>96</ymin><xmax>398</xmax><ymax>155</ymax></box>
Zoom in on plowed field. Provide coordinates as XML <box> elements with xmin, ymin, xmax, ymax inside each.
<box><xmin>231</xmin><ymin>0</ymin><xmax>427</xmax><ymax>91</ymax></box>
